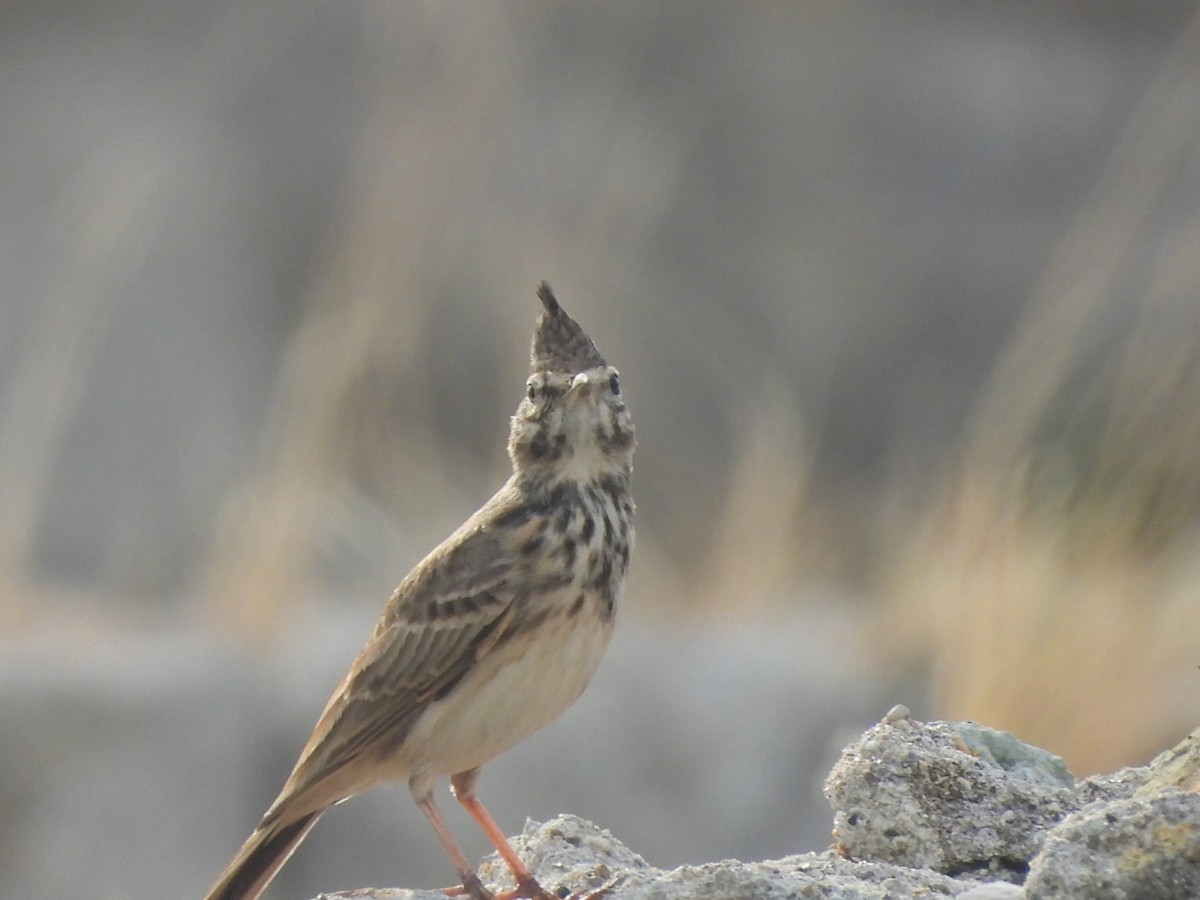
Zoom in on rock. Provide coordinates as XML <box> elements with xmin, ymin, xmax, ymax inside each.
<box><xmin>1134</xmin><ymin>725</ymin><xmax>1200</xmax><ymax>795</ymax></box>
<box><xmin>310</xmin><ymin>719</ymin><xmax>1200</xmax><ymax>900</ymax></box>
<box><xmin>1024</xmin><ymin>791</ymin><xmax>1200</xmax><ymax>899</ymax></box>
<box><xmin>823</xmin><ymin>716</ymin><xmax>1077</xmax><ymax>879</ymax></box>
<box><xmin>318</xmin><ymin>815</ymin><xmax>982</xmax><ymax>899</ymax></box>
<box><xmin>955</xmin><ymin>885</ymin><xmax>1023</xmax><ymax>899</ymax></box>
<box><xmin>617</xmin><ymin>854</ymin><xmax>977</xmax><ymax>900</ymax></box>
<box><xmin>478</xmin><ymin>815</ymin><xmax>652</xmax><ymax>897</ymax></box>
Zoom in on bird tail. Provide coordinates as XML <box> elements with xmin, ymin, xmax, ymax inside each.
<box><xmin>203</xmin><ymin>811</ymin><xmax>322</xmax><ymax>900</ymax></box>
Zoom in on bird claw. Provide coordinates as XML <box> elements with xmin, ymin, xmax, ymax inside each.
<box><xmin>442</xmin><ymin>862</ymin><xmax>632</xmax><ymax>900</ymax></box>
<box><xmin>442</xmin><ymin>872</ymin><xmax>495</xmax><ymax>900</ymax></box>
<box><xmin>492</xmin><ymin>875</ymin><xmax>559</xmax><ymax>900</ymax></box>
<box><xmin>442</xmin><ymin>873</ymin><xmax>560</xmax><ymax>900</ymax></box>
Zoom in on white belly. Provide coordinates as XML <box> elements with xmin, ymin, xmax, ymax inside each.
<box><xmin>402</xmin><ymin>597</ymin><xmax>613</xmax><ymax>786</ymax></box>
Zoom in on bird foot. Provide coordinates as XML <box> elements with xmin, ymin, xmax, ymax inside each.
<box><xmin>442</xmin><ymin>873</ymin><xmax>560</xmax><ymax>900</ymax></box>
<box><xmin>442</xmin><ymin>872</ymin><xmax>495</xmax><ymax>900</ymax></box>
<box><xmin>445</xmin><ymin>871</ymin><xmax>627</xmax><ymax>900</ymax></box>
<box><xmin>493</xmin><ymin>875</ymin><xmax>560</xmax><ymax>900</ymax></box>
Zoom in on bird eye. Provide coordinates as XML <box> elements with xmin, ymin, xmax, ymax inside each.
<box><xmin>526</xmin><ymin>381</ymin><xmax>537</xmax><ymax>401</ymax></box>
<box><xmin>609</xmin><ymin>373</ymin><xmax>621</xmax><ymax>395</ymax></box>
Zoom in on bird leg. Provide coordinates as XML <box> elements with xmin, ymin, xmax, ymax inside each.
<box><xmin>417</xmin><ymin>793</ymin><xmax>496</xmax><ymax>900</ymax></box>
<box><xmin>451</xmin><ymin>769</ymin><xmax>557</xmax><ymax>900</ymax></box>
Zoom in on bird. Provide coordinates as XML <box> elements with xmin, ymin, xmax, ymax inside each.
<box><xmin>203</xmin><ymin>282</ymin><xmax>636</xmax><ymax>900</ymax></box>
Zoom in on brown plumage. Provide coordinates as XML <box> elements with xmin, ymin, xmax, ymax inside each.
<box><xmin>204</xmin><ymin>283</ymin><xmax>635</xmax><ymax>900</ymax></box>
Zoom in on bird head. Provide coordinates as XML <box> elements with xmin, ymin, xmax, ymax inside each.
<box><xmin>508</xmin><ymin>283</ymin><xmax>635</xmax><ymax>481</ymax></box>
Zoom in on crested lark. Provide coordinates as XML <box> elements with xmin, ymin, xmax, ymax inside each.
<box><xmin>204</xmin><ymin>283</ymin><xmax>635</xmax><ymax>900</ymax></box>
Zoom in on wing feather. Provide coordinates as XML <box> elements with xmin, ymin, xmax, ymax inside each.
<box><xmin>262</xmin><ymin>492</ymin><xmax>533</xmax><ymax>822</ymax></box>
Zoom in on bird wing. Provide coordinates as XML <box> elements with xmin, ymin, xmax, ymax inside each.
<box><xmin>262</xmin><ymin>495</ymin><xmax>533</xmax><ymax>823</ymax></box>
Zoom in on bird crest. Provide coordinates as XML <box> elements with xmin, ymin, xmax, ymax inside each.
<box><xmin>530</xmin><ymin>282</ymin><xmax>606</xmax><ymax>374</ymax></box>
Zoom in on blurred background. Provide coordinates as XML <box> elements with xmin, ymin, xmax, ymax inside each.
<box><xmin>2</xmin><ymin>2</ymin><xmax>1200</xmax><ymax>898</ymax></box>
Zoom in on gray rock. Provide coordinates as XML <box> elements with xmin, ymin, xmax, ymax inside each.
<box><xmin>823</xmin><ymin>716</ymin><xmax>1078</xmax><ymax>879</ymax></box>
<box><xmin>311</xmin><ymin>721</ymin><xmax>1200</xmax><ymax>900</ymax></box>
<box><xmin>1135</xmin><ymin>725</ymin><xmax>1200</xmax><ymax>795</ymax></box>
<box><xmin>1074</xmin><ymin>725</ymin><xmax>1200</xmax><ymax>808</ymax></box>
<box><xmin>951</xmin><ymin>722</ymin><xmax>1074</xmax><ymax>789</ymax></box>
<box><xmin>319</xmin><ymin>815</ymin><xmax>983</xmax><ymax>900</ymax></box>
<box><xmin>1075</xmin><ymin>765</ymin><xmax>1146</xmax><ymax>806</ymax></box>
<box><xmin>1023</xmin><ymin>791</ymin><xmax>1200</xmax><ymax>900</ymax></box>
<box><xmin>619</xmin><ymin>854</ymin><xmax>975</xmax><ymax>900</ymax></box>
<box><xmin>477</xmin><ymin>815</ymin><xmax>652</xmax><ymax>898</ymax></box>
<box><xmin>955</xmin><ymin>885</ymin><xmax>1023</xmax><ymax>899</ymax></box>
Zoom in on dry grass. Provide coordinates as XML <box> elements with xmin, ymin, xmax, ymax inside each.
<box><xmin>882</xmin><ymin>9</ymin><xmax>1200</xmax><ymax>773</ymax></box>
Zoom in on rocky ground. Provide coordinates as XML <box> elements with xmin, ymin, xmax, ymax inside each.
<box><xmin>318</xmin><ymin>713</ymin><xmax>1200</xmax><ymax>900</ymax></box>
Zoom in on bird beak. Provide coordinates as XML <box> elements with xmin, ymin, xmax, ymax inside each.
<box><xmin>567</xmin><ymin>372</ymin><xmax>593</xmax><ymax>401</ymax></box>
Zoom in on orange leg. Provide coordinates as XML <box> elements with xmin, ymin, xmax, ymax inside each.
<box><xmin>451</xmin><ymin>769</ymin><xmax>556</xmax><ymax>900</ymax></box>
<box><xmin>416</xmin><ymin>793</ymin><xmax>494</xmax><ymax>900</ymax></box>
